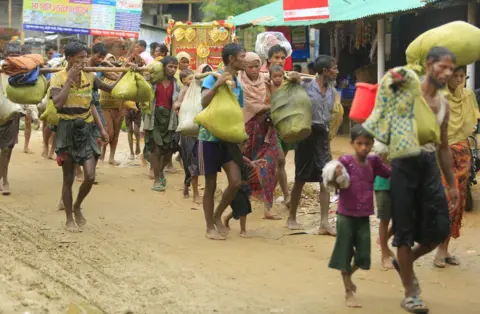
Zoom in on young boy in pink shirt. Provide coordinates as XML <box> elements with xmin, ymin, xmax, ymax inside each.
<box><xmin>328</xmin><ymin>125</ymin><xmax>390</xmax><ymax>308</ymax></box>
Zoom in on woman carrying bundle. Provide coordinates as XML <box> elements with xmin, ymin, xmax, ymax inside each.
<box><xmin>434</xmin><ymin>66</ymin><xmax>480</xmax><ymax>268</ymax></box>
<box><xmin>239</xmin><ymin>52</ymin><xmax>280</xmax><ymax>220</ymax></box>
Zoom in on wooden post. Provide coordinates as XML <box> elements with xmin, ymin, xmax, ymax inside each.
<box><xmin>377</xmin><ymin>19</ymin><xmax>386</xmax><ymax>81</ymax></box>
<box><xmin>188</xmin><ymin>2</ymin><xmax>192</xmax><ymax>21</ymax></box>
<box><xmin>8</xmin><ymin>0</ymin><xmax>12</xmax><ymax>28</ymax></box>
<box><xmin>467</xmin><ymin>2</ymin><xmax>477</xmax><ymax>90</ymax></box>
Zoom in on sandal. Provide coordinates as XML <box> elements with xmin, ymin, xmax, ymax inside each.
<box><xmin>392</xmin><ymin>259</ymin><xmax>421</xmax><ymax>296</ymax></box>
<box><xmin>401</xmin><ymin>296</ymin><xmax>429</xmax><ymax>313</ymax></box>
<box><xmin>433</xmin><ymin>257</ymin><xmax>446</xmax><ymax>268</ymax></box>
<box><xmin>445</xmin><ymin>256</ymin><xmax>460</xmax><ymax>266</ymax></box>
<box><xmin>151</xmin><ymin>178</ymin><xmax>167</xmax><ymax>192</ymax></box>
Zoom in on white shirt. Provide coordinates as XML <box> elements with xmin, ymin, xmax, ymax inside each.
<box><xmin>140</xmin><ymin>51</ymin><xmax>154</xmax><ymax>65</ymax></box>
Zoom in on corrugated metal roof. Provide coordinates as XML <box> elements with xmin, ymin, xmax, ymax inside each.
<box><xmin>234</xmin><ymin>0</ymin><xmax>432</xmax><ymax>27</ymax></box>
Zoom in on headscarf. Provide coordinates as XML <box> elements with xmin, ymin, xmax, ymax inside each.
<box><xmin>176</xmin><ymin>51</ymin><xmax>191</xmax><ymax>63</ymax></box>
<box><xmin>446</xmin><ymin>77</ymin><xmax>480</xmax><ymax>144</ymax></box>
<box><xmin>175</xmin><ymin>52</ymin><xmax>192</xmax><ymax>88</ymax></box>
<box><xmin>196</xmin><ymin>63</ymin><xmax>211</xmax><ymax>74</ymax></box>
<box><xmin>238</xmin><ymin>52</ymin><xmax>266</xmax><ymax>123</ymax></box>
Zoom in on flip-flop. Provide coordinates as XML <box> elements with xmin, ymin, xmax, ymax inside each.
<box><xmin>445</xmin><ymin>256</ymin><xmax>460</xmax><ymax>266</ymax></box>
<box><xmin>433</xmin><ymin>257</ymin><xmax>446</xmax><ymax>268</ymax></box>
<box><xmin>401</xmin><ymin>296</ymin><xmax>429</xmax><ymax>313</ymax></box>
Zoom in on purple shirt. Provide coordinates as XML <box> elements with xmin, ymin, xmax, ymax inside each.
<box><xmin>337</xmin><ymin>155</ymin><xmax>390</xmax><ymax>217</ymax></box>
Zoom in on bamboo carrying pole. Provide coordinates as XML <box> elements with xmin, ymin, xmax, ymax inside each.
<box><xmin>0</xmin><ymin>67</ymin><xmax>150</xmax><ymax>74</ymax></box>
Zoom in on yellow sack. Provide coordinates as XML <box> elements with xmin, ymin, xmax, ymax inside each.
<box><xmin>40</xmin><ymin>89</ymin><xmax>59</xmax><ymax>126</ymax></box>
<box><xmin>122</xmin><ymin>101</ymin><xmax>137</xmax><ymax>111</ymax></box>
<box><xmin>194</xmin><ymin>85</ymin><xmax>247</xmax><ymax>143</ymax></box>
<box><xmin>406</xmin><ymin>21</ymin><xmax>480</xmax><ymax>72</ymax></box>
<box><xmin>111</xmin><ymin>71</ymin><xmax>137</xmax><ymax>101</ymax></box>
<box><xmin>147</xmin><ymin>61</ymin><xmax>164</xmax><ymax>84</ymax></box>
<box><xmin>6</xmin><ymin>75</ymin><xmax>48</xmax><ymax>105</ymax></box>
<box><xmin>329</xmin><ymin>91</ymin><xmax>344</xmax><ymax>140</ymax></box>
<box><xmin>135</xmin><ymin>73</ymin><xmax>154</xmax><ymax>103</ymax></box>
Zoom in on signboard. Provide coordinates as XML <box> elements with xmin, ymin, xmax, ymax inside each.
<box><xmin>283</xmin><ymin>0</ymin><xmax>329</xmax><ymax>22</ymax></box>
<box><xmin>291</xmin><ymin>27</ymin><xmax>309</xmax><ymax>60</ymax></box>
<box><xmin>22</xmin><ymin>0</ymin><xmax>142</xmax><ymax>38</ymax></box>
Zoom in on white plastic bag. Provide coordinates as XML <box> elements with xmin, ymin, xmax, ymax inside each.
<box><xmin>177</xmin><ymin>79</ymin><xmax>203</xmax><ymax>136</ymax></box>
<box><xmin>255</xmin><ymin>32</ymin><xmax>292</xmax><ymax>61</ymax></box>
<box><xmin>322</xmin><ymin>160</ymin><xmax>350</xmax><ymax>192</ymax></box>
<box><xmin>0</xmin><ymin>73</ymin><xmax>24</xmax><ymax>126</ymax></box>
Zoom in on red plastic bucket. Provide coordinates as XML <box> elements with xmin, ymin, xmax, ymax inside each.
<box><xmin>349</xmin><ymin>83</ymin><xmax>378</xmax><ymax>123</ymax></box>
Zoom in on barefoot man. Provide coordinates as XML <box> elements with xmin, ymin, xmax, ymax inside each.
<box><xmin>199</xmin><ymin>43</ymin><xmax>246</xmax><ymax>240</ymax></box>
<box><xmin>286</xmin><ymin>55</ymin><xmax>338</xmax><ymax>235</ymax></box>
<box><xmin>0</xmin><ymin>42</ymin><xmax>24</xmax><ymax>196</ymax></box>
<box><xmin>99</xmin><ymin>37</ymin><xmax>126</xmax><ymax>166</ymax></box>
<box><xmin>50</xmin><ymin>41</ymin><xmax>130</xmax><ymax>232</ymax></box>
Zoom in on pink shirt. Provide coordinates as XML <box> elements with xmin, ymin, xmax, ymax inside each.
<box><xmin>337</xmin><ymin>155</ymin><xmax>390</xmax><ymax>217</ymax></box>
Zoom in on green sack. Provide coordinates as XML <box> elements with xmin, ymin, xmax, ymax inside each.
<box><xmin>271</xmin><ymin>81</ymin><xmax>312</xmax><ymax>143</ymax></box>
<box><xmin>135</xmin><ymin>73</ymin><xmax>154</xmax><ymax>103</ymax></box>
<box><xmin>6</xmin><ymin>75</ymin><xmax>48</xmax><ymax>105</ymax></box>
<box><xmin>111</xmin><ymin>71</ymin><xmax>137</xmax><ymax>101</ymax></box>
<box><xmin>194</xmin><ymin>85</ymin><xmax>247</xmax><ymax>143</ymax></box>
<box><xmin>406</xmin><ymin>21</ymin><xmax>480</xmax><ymax>73</ymax></box>
<box><xmin>147</xmin><ymin>61</ymin><xmax>164</xmax><ymax>84</ymax></box>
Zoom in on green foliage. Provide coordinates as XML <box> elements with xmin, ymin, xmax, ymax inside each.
<box><xmin>201</xmin><ymin>0</ymin><xmax>275</xmax><ymax>21</ymax></box>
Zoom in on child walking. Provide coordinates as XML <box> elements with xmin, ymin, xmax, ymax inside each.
<box><xmin>373</xmin><ymin>145</ymin><xmax>394</xmax><ymax>270</ymax></box>
<box><xmin>328</xmin><ymin>125</ymin><xmax>390</xmax><ymax>308</ymax></box>
<box><xmin>224</xmin><ymin>149</ymin><xmax>267</xmax><ymax>237</ymax></box>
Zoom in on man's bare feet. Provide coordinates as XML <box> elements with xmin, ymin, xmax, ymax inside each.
<box><xmin>23</xmin><ymin>148</ymin><xmax>34</xmax><ymax>154</ymax></box>
<box><xmin>345</xmin><ymin>292</ymin><xmax>362</xmax><ymax>308</ymax></box>
<box><xmin>109</xmin><ymin>159</ymin><xmax>121</xmax><ymax>166</ymax></box>
<box><xmin>74</xmin><ymin>208</ymin><xmax>87</xmax><ymax>227</ymax></box>
<box><xmin>192</xmin><ymin>195</ymin><xmax>202</xmax><ymax>204</ymax></box>
<box><xmin>314</xmin><ymin>223</ymin><xmax>336</xmax><ymax>236</ymax></box>
<box><xmin>129</xmin><ymin>154</ymin><xmax>135</xmax><ymax>160</ymax></box>
<box><xmin>286</xmin><ymin>218</ymin><xmax>303</xmax><ymax>230</ymax></box>
<box><xmin>42</xmin><ymin>148</ymin><xmax>49</xmax><ymax>159</ymax></box>
<box><xmin>135</xmin><ymin>146</ymin><xmax>141</xmax><ymax>155</ymax></box>
<box><xmin>222</xmin><ymin>216</ymin><xmax>231</xmax><ymax>230</ymax></box>
<box><xmin>2</xmin><ymin>184</ymin><xmax>10</xmax><ymax>196</ymax></box>
<box><xmin>263</xmin><ymin>211</ymin><xmax>282</xmax><ymax>220</ymax></box>
<box><xmin>214</xmin><ymin>218</ymin><xmax>229</xmax><ymax>236</ymax></box>
<box><xmin>240</xmin><ymin>231</ymin><xmax>252</xmax><ymax>238</ymax></box>
<box><xmin>65</xmin><ymin>220</ymin><xmax>82</xmax><ymax>233</ymax></box>
<box><xmin>205</xmin><ymin>229</ymin><xmax>226</xmax><ymax>240</ymax></box>
<box><xmin>183</xmin><ymin>185</ymin><xmax>190</xmax><ymax>199</ymax></box>
<box><xmin>283</xmin><ymin>195</ymin><xmax>291</xmax><ymax>209</ymax></box>
<box><xmin>381</xmin><ymin>254</ymin><xmax>394</xmax><ymax>270</ymax></box>
<box><xmin>48</xmin><ymin>149</ymin><xmax>55</xmax><ymax>160</ymax></box>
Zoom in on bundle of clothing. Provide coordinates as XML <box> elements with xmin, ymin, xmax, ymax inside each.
<box><xmin>362</xmin><ymin>66</ymin><xmax>441</xmax><ymax>159</ymax></box>
<box><xmin>1</xmin><ymin>54</ymin><xmax>44</xmax><ymax>76</ymax></box>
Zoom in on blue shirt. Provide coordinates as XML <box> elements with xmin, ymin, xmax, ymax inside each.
<box><xmin>199</xmin><ymin>73</ymin><xmax>244</xmax><ymax>142</ymax></box>
<box><xmin>302</xmin><ymin>80</ymin><xmax>335</xmax><ymax>127</ymax></box>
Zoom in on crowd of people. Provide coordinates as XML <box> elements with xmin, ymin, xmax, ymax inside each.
<box><xmin>0</xmin><ymin>36</ymin><xmax>478</xmax><ymax>313</ymax></box>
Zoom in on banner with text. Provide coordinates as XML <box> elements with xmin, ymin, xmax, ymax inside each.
<box><xmin>283</xmin><ymin>0</ymin><xmax>329</xmax><ymax>22</ymax></box>
<box><xmin>23</xmin><ymin>0</ymin><xmax>142</xmax><ymax>38</ymax></box>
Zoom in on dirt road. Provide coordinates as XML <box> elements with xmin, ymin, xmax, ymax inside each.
<box><xmin>0</xmin><ymin>131</ymin><xmax>479</xmax><ymax>313</ymax></box>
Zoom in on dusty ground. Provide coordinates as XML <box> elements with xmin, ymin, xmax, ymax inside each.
<box><xmin>0</xmin><ymin>130</ymin><xmax>479</xmax><ymax>314</ymax></box>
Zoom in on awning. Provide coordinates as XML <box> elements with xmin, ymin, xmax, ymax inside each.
<box><xmin>234</xmin><ymin>0</ymin><xmax>432</xmax><ymax>27</ymax></box>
